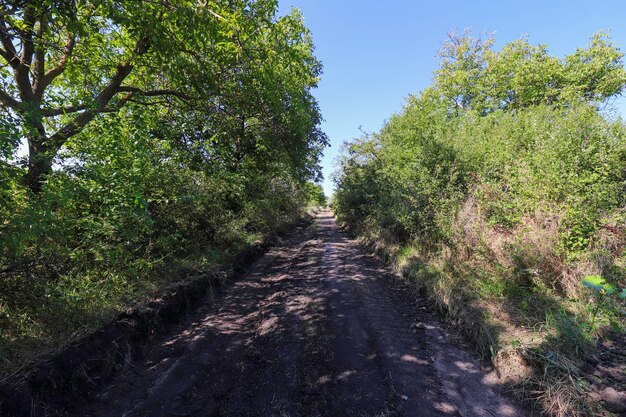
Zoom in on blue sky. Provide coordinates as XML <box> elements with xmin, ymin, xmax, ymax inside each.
<box><xmin>278</xmin><ymin>0</ymin><xmax>626</xmax><ymax>197</ymax></box>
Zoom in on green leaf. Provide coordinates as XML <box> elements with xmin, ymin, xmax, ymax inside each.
<box><xmin>582</xmin><ymin>275</ymin><xmax>606</xmax><ymax>291</ymax></box>
<box><xmin>610</xmin><ymin>320</ymin><xmax>622</xmax><ymax>332</ymax></box>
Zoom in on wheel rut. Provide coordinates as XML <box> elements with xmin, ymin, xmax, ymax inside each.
<box><xmin>75</xmin><ymin>210</ymin><xmax>526</xmax><ymax>417</ymax></box>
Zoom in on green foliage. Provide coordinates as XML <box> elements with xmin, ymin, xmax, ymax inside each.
<box><xmin>333</xmin><ymin>33</ymin><xmax>626</xmax><ymax>414</ymax></box>
<box><xmin>335</xmin><ymin>32</ymin><xmax>626</xmax><ymax>253</ymax></box>
<box><xmin>0</xmin><ymin>2</ymin><xmax>326</xmax><ymax>367</ymax></box>
<box><xmin>582</xmin><ymin>275</ymin><xmax>615</xmax><ymax>293</ymax></box>
<box><xmin>0</xmin><ymin>0</ymin><xmax>326</xmax><ymax>191</ymax></box>
<box><xmin>581</xmin><ymin>275</ymin><xmax>625</xmax><ymax>334</ymax></box>
<box><xmin>433</xmin><ymin>31</ymin><xmax>626</xmax><ymax>113</ymax></box>
<box><xmin>303</xmin><ymin>182</ymin><xmax>327</xmax><ymax>207</ymax></box>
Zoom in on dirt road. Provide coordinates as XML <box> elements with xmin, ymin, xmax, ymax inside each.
<box><xmin>76</xmin><ymin>210</ymin><xmax>525</xmax><ymax>417</ymax></box>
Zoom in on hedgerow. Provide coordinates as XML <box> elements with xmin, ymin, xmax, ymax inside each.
<box><xmin>333</xmin><ymin>32</ymin><xmax>626</xmax><ymax>416</ymax></box>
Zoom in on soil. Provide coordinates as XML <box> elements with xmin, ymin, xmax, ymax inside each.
<box><xmin>583</xmin><ymin>336</ymin><xmax>626</xmax><ymax>415</ymax></box>
<box><xmin>72</xmin><ymin>210</ymin><xmax>526</xmax><ymax>417</ymax></box>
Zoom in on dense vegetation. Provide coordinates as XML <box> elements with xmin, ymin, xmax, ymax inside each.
<box><xmin>333</xmin><ymin>32</ymin><xmax>626</xmax><ymax>416</ymax></box>
<box><xmin>0</xmin><ymin>1</ymin><xmax>326</xmax><ymax>368</ymax></box>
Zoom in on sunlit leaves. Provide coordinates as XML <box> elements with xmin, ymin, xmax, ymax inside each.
<box><xmin>0</xmin><ymin>1</ymin><xmax>326</xmax><ymax>192</ymax></box>
<box><xmin>432</xmin><ymin>31</ymin><xmax>626</xmax><ymax>113</ymax></box>
<box><xmin>582</xmin><ymin>275</ymin><xmax>616</xmax><ymax>293</ymax></box>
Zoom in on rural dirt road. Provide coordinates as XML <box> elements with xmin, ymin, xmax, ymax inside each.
<box><xmin>75</xmin><ymin>210</ymin><xmax>526</xmax><ymax>417</ymax></box>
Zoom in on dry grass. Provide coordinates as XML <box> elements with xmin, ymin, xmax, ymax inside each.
<box><xmin>354</xmin><ymin>198</ymin><xmax>623</xmax><ymax>417</ymax></box>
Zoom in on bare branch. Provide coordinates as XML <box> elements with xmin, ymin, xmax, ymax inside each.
<box><xmin>199</xmin><ymin>3</ymin><xmax>226</xmax><ymax>21</ymax></box>
<box><xmin>42</xmin><ymin>92</ymin><xmax>139</xmax><ymax>117</ymax></box>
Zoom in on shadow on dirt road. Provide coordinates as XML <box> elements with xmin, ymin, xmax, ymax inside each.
<box><xmin>76</xmin><ymin>210</ymin><xmax>525</xmax><ymax>417</ymax></box>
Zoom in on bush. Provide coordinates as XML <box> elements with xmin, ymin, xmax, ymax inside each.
<box><xmin>333</xmin><ymin>32</ymin><xmax>626</xmax><ymax>416</ymax></box>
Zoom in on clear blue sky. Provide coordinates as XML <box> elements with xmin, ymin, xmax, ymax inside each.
<box><xmin>278</xmin><ymin>0</ymin><xmax>626</xmax><ymax>197</ymax></box>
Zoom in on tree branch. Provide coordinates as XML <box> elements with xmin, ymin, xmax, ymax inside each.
<box><xmin>118</xmin><ymin>86</ymin><xmax>195</xmax><ymax>101</ymax></box>
<box><xmin>0</xmin><ymin>21</ymin><xmax>35</xmax><ymax>102</ymax></box>
<box><xmin>32</xmin><ymin>15</ymin><xmax>47</xmax><ymax>97</ymax></box>
<box><xmin>40</xmin><ymin>103</ymin><xmax>87</xmax><ymax>117</ymax></box>
<box><xmin>20</xmin><ymin>5</ymin><xmax>36</xmax><ymax>70</ymax></box>
<box><xmin>0</xmin><ymin>22</ymin><xmax>19</xmax><ymax>69</ymax></box>
<box><xmin>101</xmin><ymin>92</ymin><xmax>135</xmax><ymax>112</ymax></box>
<box><xmin>0</xmin><ymin>88</ymin><xmax>21</xmax><ymax>109</ymax></box>
<box><xmin>0</xmin><ymin>46</ymin><xmax>13</xmax><ymax>64</ymax></box>
<box><xmin>128</xmin><ymin>97</ymin><xmax>172</xmax><ymax>106</ymax></box>
<box><xmin>49</xmin><ymin>64</ymin><xmax>134</xmax><ymax>147</ymax></box>
<box><xmin>35</xmin><ymin>34</ymin><xmax>75</xmax><ymax>98</ymax></box>
<box><xmin>48</xmin><ymin>37</ymin><xmax>150</xmax><ymax>149</ymax></box>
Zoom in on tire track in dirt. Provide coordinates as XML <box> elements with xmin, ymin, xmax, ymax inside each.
<box><xmin>74</xmin><ymin>210</ymin><xmax>525</xmax><ymax>417</ymax></box>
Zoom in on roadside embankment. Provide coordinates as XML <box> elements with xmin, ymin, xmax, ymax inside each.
<box><xmin>0</xmin><ymin>212</ymin><xmax>316</xmax><ymax>417</ymax></box>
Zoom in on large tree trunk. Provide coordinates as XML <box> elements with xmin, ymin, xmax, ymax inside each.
<box><xmin>23</xmin><ymin>138</ymin><xmax>53</xmax><ymax>194</ymax></box>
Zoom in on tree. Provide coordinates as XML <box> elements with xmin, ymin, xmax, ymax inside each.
<box><xmin>302</xmin><ymin>182</ymin><xmax>326</xmax><ymax>206</ymax></box>
<box><xmin>432</xmin><ymin>31</ymin><xmax>626</xmax><ymax>114</ymax></box>
<box><xmin>0</xmin><ymin>0</ymin><xmax>323</xmax><ymax>193</ymax></box>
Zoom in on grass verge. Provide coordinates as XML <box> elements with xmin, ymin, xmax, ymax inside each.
<box><xmin>0</xmin><ymin>210</ymin><xmax>317</xmax><ymax>417</ymax></box>
<box><xmin>345</xmin><ymin>211</ymin><xmax>621</xmax><ymax>417</ymax></box>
